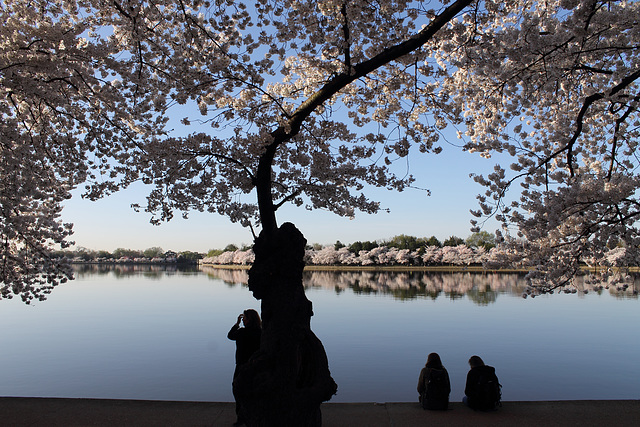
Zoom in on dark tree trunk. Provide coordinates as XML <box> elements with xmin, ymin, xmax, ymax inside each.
<box><xmin>233</xmin><ymin>222</ymin><xmax>337</xmax><ymax>426</ymax></box>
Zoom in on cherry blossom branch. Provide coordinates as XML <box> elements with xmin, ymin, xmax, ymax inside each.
<box><xmin>608</xmin><ymin>103</ymin><xmax>635</xmax><ymax>180</ymax></box>
<box><xmin>256</xmin><ymin>0</ymin><xmax>474</xmax><ymax>233</ymax></box>
<box><xmin>187</xmin><ymin>148</ymin><xmax>256</xmax><ymax>182</ymax></box>
<box><xmin>566</xmin><ymin>67</ymin><xmax>640</xmax><ymax>176</ymax></box>
<box><xmin>273</xmin><ymin>189</ymin><xmax>303</xmax><ymax>211</ymax></box>
<box><xmin>341</xmin><ymin>3</ymin><xmax>351</xmax><ymax>73</ymax></box>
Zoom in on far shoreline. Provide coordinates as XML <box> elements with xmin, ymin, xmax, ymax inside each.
<box><xmin>199</xmin><ymin>263</ymin><xmax>640</xmax><ymax>274</ymax></box>
<box><xmin>200</xmin><ymin>264</ymin><xmax>526</xmax><ymax>273</ymax></box>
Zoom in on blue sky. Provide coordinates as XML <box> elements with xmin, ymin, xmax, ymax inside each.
<box><xmin>62</xmin><ymin>141</ymin><xmax>504</xmax><ymax>253</ymax></box>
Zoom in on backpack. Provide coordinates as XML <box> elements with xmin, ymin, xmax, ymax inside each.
<box><xmin>473</xmin><ymin>372</ymin><xmax>502</xmax><ymax>411</ymax></box>
<box><xmin>421</xmin><ymin>368</ymin><xmax>449</xmax><ymax>410</ymax></box>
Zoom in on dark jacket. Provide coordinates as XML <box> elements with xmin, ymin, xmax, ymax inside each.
<box><xmin>417</xmin><ymin>366</ymin><xmax>451</xmax><ymax>410</ymax></box>
<box><xmin>227</xmin><ymin>325</ymin><xmax>261</xmax><ymax>367</ymax></box>
<box><xmin>464</xmin><ymin>365</ymin><xmax>500</xmax><ymax>409</ymax></box>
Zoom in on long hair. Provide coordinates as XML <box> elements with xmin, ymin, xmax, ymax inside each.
<box><xmin>425</xmin><ymin>352</ymin><xmax>444</xmax><ymax>369</ymax></box>
<box><xmin>243</xmin><ymin>309</ymin><xmax>262</xmax><ymax>329</ymax></box>
<box><xmin>468</xmin><ymin>355</ymin><xmax>485</xmax><ymax>368</ymax></box>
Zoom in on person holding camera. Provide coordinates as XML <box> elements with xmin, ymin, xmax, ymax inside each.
<box><xmin>227</xmin><ymin>309</ymin><xmax>262</xmax><ymax>426</ymax></box>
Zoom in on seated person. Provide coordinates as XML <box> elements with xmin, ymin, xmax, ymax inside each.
<box><xmin>417</xmin><ymin>352</ymin><xmax>451</xmax><ymax>410</ymax></box>
<box><xmin>463</xmin><ymin>355</ymin><xmax>501</xmax><ymax>410</ymax></box>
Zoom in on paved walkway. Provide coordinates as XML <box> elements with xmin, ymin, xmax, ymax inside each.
<box><xmin>0</xmin><ymin>398</ymin><xmax>638</xmax><ymax>426</ymax></box>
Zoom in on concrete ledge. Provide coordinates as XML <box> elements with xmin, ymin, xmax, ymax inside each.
<box><xmin>0</xmin><ymin>398</ymin><xmax>638</xmax><ymax>426</ymax></box>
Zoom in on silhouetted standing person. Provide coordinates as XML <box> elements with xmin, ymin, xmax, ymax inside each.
<box><xmin>463</xmin><ymin>355</ymin><xmax>502</xmax><ymax>411</ymax></box>
<box><xmin>417</xmin><ymin>352</ymin><xmax>451</xmax><ymax>410</ymax></box>
<box><xmin>228</xmin><ymin>309</ymin><xmax>261</xmax><ymax>426</ymax></box>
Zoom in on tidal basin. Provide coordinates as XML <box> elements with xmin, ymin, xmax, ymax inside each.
<box><xmin>0</xmin><ymin>265</ymin><xmax>638</xmax><ymax>403</ymax></box>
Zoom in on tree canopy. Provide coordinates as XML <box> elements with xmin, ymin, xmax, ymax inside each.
<box><xmin>465</xmin><ymin>231</ymin><xmax>496</xmax><ymax>250</ymax></box>
<box><xmin>2</xmin><ymin>0</ymin><xmax>639</xmax><ymax>301</ymax></box>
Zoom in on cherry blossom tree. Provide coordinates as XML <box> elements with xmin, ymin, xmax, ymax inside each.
<box><xmin>422</xmin><ymin>244</ymin><xmax>444</xmax><ymax>265</ymax></box>
<box><xmin>443</xmin><ymin>0</ymin><xmax>640</xmax><ymax>293</ymax></box>
<box><xmin>309</xmin><ymin>245</ymin><xmax>340</xmax><ymax>265</ymax></box>
<box><xmin>4</xmin><ymin>0</ymin><xmax>639</xmax><ymax>424</ymax></box>
<box><xmin>1</xmin><ymin>1</ymin><xmax>152</xmax><ymax>302</ymax></box>
<box><xmin>335</xmin><ymin>246</ymin><xmax>358</xmax><ymax>264</ymax></box>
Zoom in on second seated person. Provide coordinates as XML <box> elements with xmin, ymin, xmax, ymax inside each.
<box><xmin>463</xmin><ymin>355</ymin><xmax>502</xmax><ymax>411</ymax></box>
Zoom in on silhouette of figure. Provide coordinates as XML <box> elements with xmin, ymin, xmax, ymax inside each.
<box><xmin>417</xmin><ymin>352</ymin><xmax>451</xmax><ymax>410</ymax></box>
<box><xmin>463</xmin><ymin>355</ymin><xmax>502</xmax><ymax>411</ymax></box>
<box><xmin>228</xmin><ymin>309</ymin><xmax>261</xmax><ymax>426</ymax></box>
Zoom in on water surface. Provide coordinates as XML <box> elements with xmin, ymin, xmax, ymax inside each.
<box><xmin>0</xmin><ymin>265</ymin><xmax>637</xmax><ymax>403</ymax></box>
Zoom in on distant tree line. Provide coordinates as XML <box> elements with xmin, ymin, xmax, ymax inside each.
<box><xmin>202</xmin><ymin>232</ymin><xmax>494</xmax><ymax>258</ymax></box>
<box><xmin>202</xmin><ymin>232</ymin><xmax>499</xmax><ymax>266</ymax></box>
<box><xmin>334</xmin><ymin>231</ymin><xmax>495</xmax><ymax>254</ymax></box>
<box><xmin>206</xmin><ymin>244</ymin><xmax>253</xmax><ymax>257</ymax></box>
<box><xmin>52</xmin><ymin>247</ymin><xmax>203</xmax><ymax>264</ymax></box>
<box><xmin>56</xmin><ymin>232</ymin><xmax>496</xmax><ymax>265</ymax></box>
<box><xmin>203</xmin><ymin>233</ymin><xmax>628</xmax><ymax>271</ymax></box>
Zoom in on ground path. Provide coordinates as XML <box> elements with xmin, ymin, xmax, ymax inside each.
<box><xmin>1</xmin><ymin>398</ymin><xmax>638</xmax><ymax>426</ymax></box>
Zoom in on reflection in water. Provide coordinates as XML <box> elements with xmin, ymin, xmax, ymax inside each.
<box><xmin>199</xmin><ymin>266</ymin><xmax>639</xmax><ymax>303</ymax></box>
<box><xmin>73</xmin><ymin>263</ymin><xmax>199</xmax><ymax>279</ymax></box>
<box><xmin>306</xmin><ymin>271</ymin><xmax>527</xmax><ymax>303</ymax></box>
<box><xmin>201</xmin><ymin>267</ymin><xmax>250</xmax><ymax>286</ymax></box>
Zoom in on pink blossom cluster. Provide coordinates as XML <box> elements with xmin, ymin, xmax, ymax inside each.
<box><xmin>201</xmin><ymin>249</ymin><xmax>255</xmax><ymax>265</ymax></box>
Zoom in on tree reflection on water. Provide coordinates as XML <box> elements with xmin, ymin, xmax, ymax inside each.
<box><xmin>73</xmin><ymin>263</ymin><xmax>199</xmax><ymax>279</ymax></box>
<box><xmin>199</xmin><ymin>267</ymin><xmax>639</xmax><ymax>303</ymax></box>
<box><xmin>70</xmin><ymin>264</ymin><xmax>639</xmax><ymax>302</ymax></box>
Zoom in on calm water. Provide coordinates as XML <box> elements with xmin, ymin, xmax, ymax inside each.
<box><xmin>0</xmin><ymin>265</ymin><xmax>638</xmax><ymax>403</ymax></box>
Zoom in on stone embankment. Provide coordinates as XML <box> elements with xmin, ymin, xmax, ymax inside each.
<box><xmin>0</xmin><ymin>398</ymin><xmax>638</xmax><ymax>426</ymax></box>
